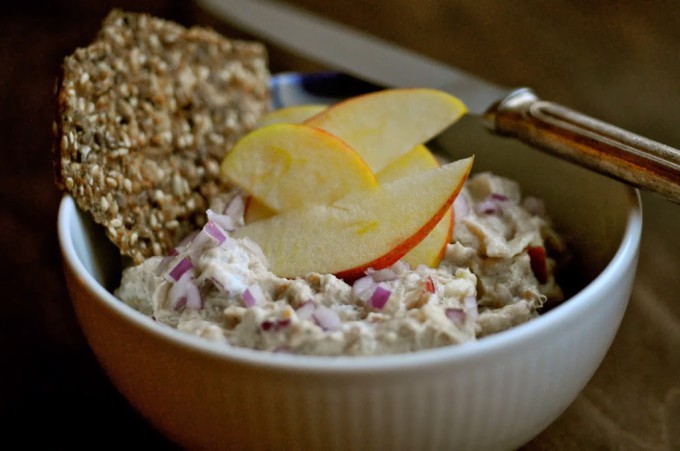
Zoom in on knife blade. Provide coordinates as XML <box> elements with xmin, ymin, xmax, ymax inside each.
<box><xmin>197</xmin><ymin>0</ymin><xmax>680</xmax><ymax>203</ymax></box>
<box><xmin>197</xmin><ymin>0</ymin><xmax>509</xmax><ymax>115</ymax></box>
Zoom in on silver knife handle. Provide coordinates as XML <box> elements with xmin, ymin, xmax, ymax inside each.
<box><xmin>487</xmin><ymin>88</ymin><xmax>680</xmax><ymax>203</ymax></box>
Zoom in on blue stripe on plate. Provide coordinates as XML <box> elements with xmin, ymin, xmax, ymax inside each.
<box><xmin>270</xmin><ymin>72</ymin><xmax>383</xmax><ymax>109</ymax></box>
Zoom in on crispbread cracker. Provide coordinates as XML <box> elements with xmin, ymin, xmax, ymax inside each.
<box><xmin>54</xmin><ymin>10</ymin><xmax>270</xmax><ymax>263</ymax></box>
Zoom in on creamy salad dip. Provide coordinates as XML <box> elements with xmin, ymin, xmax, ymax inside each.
<box><xmin>116</xmin><ymin>172</ymin><xmax>566</xmax><ymax>356</ymax></box>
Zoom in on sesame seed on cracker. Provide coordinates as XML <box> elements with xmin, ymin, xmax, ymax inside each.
<box><xmin>53</xmin><ymin>9</ymin><xmax>271</xmax><ymax>264</ymax></box>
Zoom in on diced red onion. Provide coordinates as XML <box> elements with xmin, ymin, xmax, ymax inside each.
<box><xmin>204</xmin><ymin>220</ymin><xmax>227</xmax><ymax>245</ymax></box>
<box><xmin>476</xmin><ymin>199</ymin><xmax>501</xmax><ymax>215</ymax></box>
<box><xmin>353</xmin><ymin>276</ymin><xmax>392</xmax><ymax>310</ymax></box>
<box><xmin>312</xmin><ymin>304</ymin><xmax>342</xmax><ymax>331</ymax></box>
<box><xmin>153</xmin><ymin>246</ymin><xmax>183</xmax><ymax>276</ymax></box>
<box><xmin>174</xmin><ymin>298</ymin><xmax>187</xmax><ymax>310</ymax></box>
<box><xmin>173</xmin><ymin>295</ymin><xmax>187</xmax><ymax>310</ymax></box>
<box><xmin>463</xmin><ymin>295</ymin><xmax>478</xmax><ymax>321</ymax></box>
<box><xmin>445</xmin><ymin>307</ymin><xmax>466</xmax><ymax>326</ymax></box>
<box><xmin>241</xmin><ymin>290</ymin><xmax>256</xmax><ymax>308</ymax></box>
<box><xmin>296</xmin><ymin>300</ymin><xmax>342</xmax><ymax>332</ymax></box>
<box><xmin>183</xmin><ymin>279</ymin><xmax>202</xmax><ymax>310</ymax></box>
<box><xmin>184</xmin><ymin>221</ymin><xmax>231</xmax><ymax>262</ymax></box>
<box><xmin>242</xmin><ymin>284</ymin><xmax>266</xmax><ymax>308</ymax></box>
<box><xmin>352</xmin><ymin>275</ymin><xmax>377</xmax><ymax>302</ymax></box>
<box><xmin>225</xmin><ymin>192</ymin><xmax>246</xmax><ymax>219</ymax></box>
<box><xmin>296</xmin><ymin>300</ymin><xmax>317</xmax><ymax>321</ymax></box>
<box><xmin>186</xmin><ymin>230</ymin><xmax>212</xmax><ymax>261</ymax></box>
<box><xmin>169</xmin><ymin>272</ymin><xmax>202</xmax><ymax>311</ymax></box>
<box><xmin>166</xmin><ymin>256</ymin><xmax>193</xmax><ymax>282</ymax></box>
<box><xmin>206</xmin><ymin>209</ymin><xmax>235</xmax><ymax>231</ymax></box>
<box><xmin>369</xmin><ymin>285</ymin><xmax>391</xmax><ymax>310</ymax></box>
<box><xmin>475</xmin><ymin>193</ymin><xmax>511</xmax><ymax>215</ymax></box>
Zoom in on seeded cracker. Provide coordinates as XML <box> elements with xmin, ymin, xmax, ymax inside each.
<box><xmin>53</xmin><ymin>10</ymin><xmax>270</xmax><ymax>264</ymax></box>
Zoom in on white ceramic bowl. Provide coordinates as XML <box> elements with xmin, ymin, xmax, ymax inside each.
<box><xmin>57</xmin><ymin>73</ymin><xmax>642</xmax><ymax>451</ymax></box>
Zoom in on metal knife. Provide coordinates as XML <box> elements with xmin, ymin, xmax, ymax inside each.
<box><xmin>197</xmin><ymin>0</ymin><xmax>680</xmax><ymax>203</ymax></box>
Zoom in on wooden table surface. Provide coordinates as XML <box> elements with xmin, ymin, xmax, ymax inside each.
<box><xmin>2</xmin><ymin>1</ymin><xmax>678</xmax><ymax>448</ymax></box>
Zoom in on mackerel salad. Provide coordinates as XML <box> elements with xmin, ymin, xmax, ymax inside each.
<box><xmin>116</xmin><ymin>171</ymin><xmax>568</xmax><ymax>357</ymax></box>
<box><xmin>57</xmin><ymin>10</ymin><xmax>569</xmax><ymax>358</ymax></box>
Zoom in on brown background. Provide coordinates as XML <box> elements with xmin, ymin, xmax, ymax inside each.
<box><xmin>1</xmin><ymin>0</ymin><xmax>678</xmax><ymax>448</ymax></box>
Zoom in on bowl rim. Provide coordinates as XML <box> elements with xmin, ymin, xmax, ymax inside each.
<box><xmin>58</xmin><ymin>186</ymin><xmax>641</xmax><ymax>374</ymax></box>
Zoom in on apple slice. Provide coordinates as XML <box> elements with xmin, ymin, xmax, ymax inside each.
<box><xmin>376</xmin><ymin>145</ymin><xmax>440</xmax><ymax>182</ymax></box>
<box><xmin>246</xmin><ymin>105</ymin><xmax>331</xmax><ymax>224</ymax></box>
<box><xmin>220</xmin><ymin>123</ymin><xmax>378</xmax><ymax>212</ymax></box>
<box><xmin>305</xmin><ymin>88</ymin><xmax>467</xmax><ymax>172</ymax></box>
<box><xmin>256</xmin><ymin>104</ymin><xmax>327</xmax><ymax>128</ymax></box>
<box><xmin>243</xmin><ymin>197</ymin><xmax>276</xmax><ymax>224</ymax></box>
<box><xmin>377</xmin><ymin>145</ymin><xmax>454</xmax><ymax>268</ymax></box>
<box><xmin>232</xmin><ymin>157</ymin><xmax>473</xmax><ymax>281</ymax></box>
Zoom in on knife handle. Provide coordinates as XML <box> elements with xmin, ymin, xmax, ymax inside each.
<box><xmin>487</xmin><ymin>88</ymin><xmax>680</xmax><ymax>204</ymax></box>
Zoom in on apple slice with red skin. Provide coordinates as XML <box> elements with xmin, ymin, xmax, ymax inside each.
<box><xmin>528</xmin><ymin>245</ymin><xmax>548</xmax><ymax>283</ymax></box>
<box><xmin>232</xmin><ymin>157</ymin><xmax>473</xmax><ymax>281</ymax></box>
<box><xmin>220</xmin><ymin>123</ymin><xmax>378</xmax><ymax>213</ymax></box>
<box><xmin>377</xmin><ymin>145</ymin><xmax>454</xmax><ymax>268</ymax></box>
<box><xmin>305</xmin><ymin>88</ymin><xmax>467</xmax><ymax>173</ymax></box>
<box><xmin>243</xmin><ymin>105</ymin><xmax>331</xmax><ymax>223</ymax></box>
<box><xmin>242</xmin><ymin>144</ymin><xmax>450</xmax><ymax>230</ymax></box>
